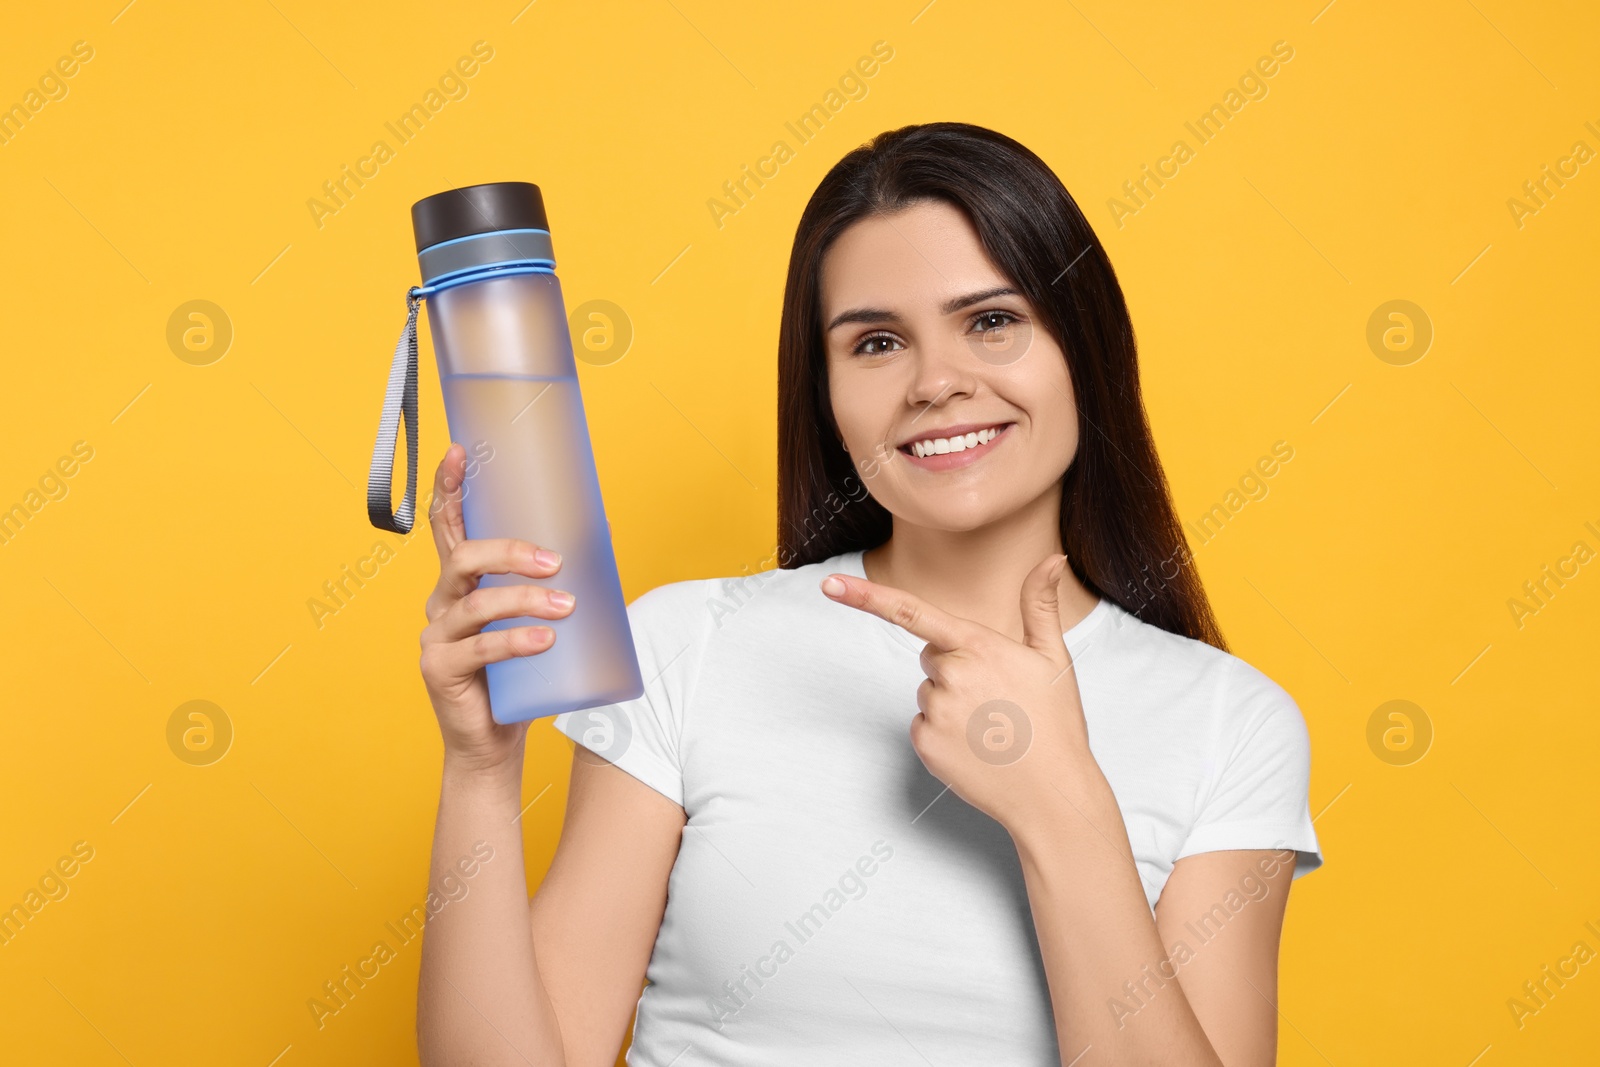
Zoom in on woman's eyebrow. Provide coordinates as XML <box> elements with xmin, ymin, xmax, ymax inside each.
<box><xmin>824</xmin><ymin>286</ymin><xmax>1021</xmax><ymax>332</ymax></box>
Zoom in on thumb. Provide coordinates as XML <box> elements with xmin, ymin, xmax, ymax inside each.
<box><xmin>1020</xmin><ymin>553</ymin><xmax>1070</xmax><ymax>663</ymax></box>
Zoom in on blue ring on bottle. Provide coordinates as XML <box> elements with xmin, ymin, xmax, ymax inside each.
<box><xmin>416</xmin><ymin>227</ymin><xmax>551</xmax><ymax>254</ymax></box>
<box><xmin>418</xmin><ymin>227</ymin><xmax>557</xmax><ymax>288</ymax></box>
<box><xmin>413</xmin><ymin>259</ymin><xmax>555</xmax><ymax>298</ymax></box>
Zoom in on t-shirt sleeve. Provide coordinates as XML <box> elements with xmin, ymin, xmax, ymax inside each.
<box><xmin>1174</xmin><ymin>656</ymin><xmax>1324</xmax><ymax>879</ymax></box>
<box><xmin>547</xmin><ymin>580</ymin><xmax>709</xmax><ymax>809</ymax></box>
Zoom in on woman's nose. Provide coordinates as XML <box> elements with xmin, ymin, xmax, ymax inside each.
<box><xmin>905</xmin><ymin>336</ymin><xmax>978</xmax><ymax>407</ymax></box>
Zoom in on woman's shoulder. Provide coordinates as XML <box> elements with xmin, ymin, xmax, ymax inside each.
<box><xmin>623</xmin><ymin>550</ymin><xmax>849</xmax><ymax>638</ymax></box>
<box><xmin>1098</xmin><ymin>598</ymin><xmax>1304</xmax><ymax>730</ymax></box>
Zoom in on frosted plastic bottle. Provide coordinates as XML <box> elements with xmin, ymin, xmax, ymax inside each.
<box><xmin>407</xmin><ymin>181</ymin><xmax>643</xmax><ymax>723</ymax></box>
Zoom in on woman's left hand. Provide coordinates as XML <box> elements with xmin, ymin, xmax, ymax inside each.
<box><xmin>820</xmin><ymin>553</ymin><xmax>1097</xmax><ymax>834</ymax></box>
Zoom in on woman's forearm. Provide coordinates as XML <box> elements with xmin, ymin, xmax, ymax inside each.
<box><xmin>1010</xmin><ymin>756</ymin><xmax>1224</xmax><ymax>1067</ymax></box>
<box><xmin>416</xmin><ymin>753</ymin><xmax>565</xmax><ymax>1066</ymax></box>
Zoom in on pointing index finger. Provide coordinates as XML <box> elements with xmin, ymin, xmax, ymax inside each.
<box><xmin>820</xmin><ymin>573</ymin><xmax>978</xmax><ymax>651</ymax></box>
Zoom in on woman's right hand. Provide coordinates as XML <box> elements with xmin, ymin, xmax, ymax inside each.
<box><xmin>418</xmin><ymin>442</ymin><xmax>574</xmax><ymax>775</ymax></box>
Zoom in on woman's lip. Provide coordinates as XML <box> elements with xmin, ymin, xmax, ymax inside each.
<box><xmin>897</xmin><ymin>422</ymin><xmax>1015</xmax><ymax>470</ymax></box>
<box><xmin>895</xmin><ymin>420</ymin><xmax>1009</xmax><ymax>449</ymax></box>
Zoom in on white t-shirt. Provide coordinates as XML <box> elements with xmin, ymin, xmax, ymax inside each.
<box><xmin>551</xmin><ymin>548</ymin><xmax>1322</xmax><ymax>1066</ymax></box>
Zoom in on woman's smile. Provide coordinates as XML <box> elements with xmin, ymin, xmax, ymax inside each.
<box><xmin>895</xmin><ymin>420</ymin><xmax>1017</xmax><ymax>470</ymax></box>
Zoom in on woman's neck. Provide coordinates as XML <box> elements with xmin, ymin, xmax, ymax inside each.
<box><xmin>860</xmin><ymin>517</ymin><xmax>1099</xmax><ymax>644</ymax></box>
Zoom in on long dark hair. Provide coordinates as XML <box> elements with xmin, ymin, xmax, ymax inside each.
<box><xmin>775</xmin><ymin>121</ymin><xmax>1226</xmax><ymax>650</ymax></box>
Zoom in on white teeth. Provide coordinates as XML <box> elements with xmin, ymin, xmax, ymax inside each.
<box><xmin>909</xmin><ymin>425</ymin><xmax>1004</xmax><ymax>458</ymax></box>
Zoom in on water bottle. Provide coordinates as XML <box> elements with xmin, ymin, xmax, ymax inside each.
<box><xmin>365</xmin><ymin>180</ymin><xmax>643</xmax><ymax>724</ymax></box>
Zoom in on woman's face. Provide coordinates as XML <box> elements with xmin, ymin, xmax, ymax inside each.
<box><xmin>821</xmin><ymin>199</ymin><xmax>1079</xmax><ymax>533</ymax></box>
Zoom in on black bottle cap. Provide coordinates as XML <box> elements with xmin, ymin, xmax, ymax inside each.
<box><xmin>410</xmin><ymin>181</ymin><xmax>549</xmax><ymax>253</ymax></box>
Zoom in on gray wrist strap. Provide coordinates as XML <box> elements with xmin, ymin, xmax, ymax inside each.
<box><xmin>366</xmin><ymin>287</ymin><xmax>423</xmax><ymax>534</ymax></box>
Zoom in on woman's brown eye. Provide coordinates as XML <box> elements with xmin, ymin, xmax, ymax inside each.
<box><xmin>855</xmin><ymin>333</ymin><xmax>897</xmax><ymax>356</ymax></box>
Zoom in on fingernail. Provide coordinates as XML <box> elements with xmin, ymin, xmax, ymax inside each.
<box><xmin>534</xmin><ymin>549</ymin><xmax>561</xmax><ymax>568</ymax></box>
<box><xmin>549</xmin><ymin>590</ymin><xmax>574</xmax><ymax>609</ymax></box>
<box><xmin>821</xmin><ymin>575</ymin><xmax>846</xmax><ymax>597</ymax></box>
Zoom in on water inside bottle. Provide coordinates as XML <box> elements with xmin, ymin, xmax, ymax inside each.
<box><xmin>440</xmin><ymin>372</ymin><xmax>641</xmax><ymax>721</ymax></box>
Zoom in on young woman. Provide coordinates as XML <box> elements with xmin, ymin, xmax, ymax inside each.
<box><xmin>414</xmin><ymin>121</ymin><xmax>1322</xmax><ymax>1067</ymax></box>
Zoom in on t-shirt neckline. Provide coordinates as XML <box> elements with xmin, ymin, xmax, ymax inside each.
<box><xmin>832</xmin><ymin>548</ymin><xmax>1114</xmax><ymax>651</ymax></box>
